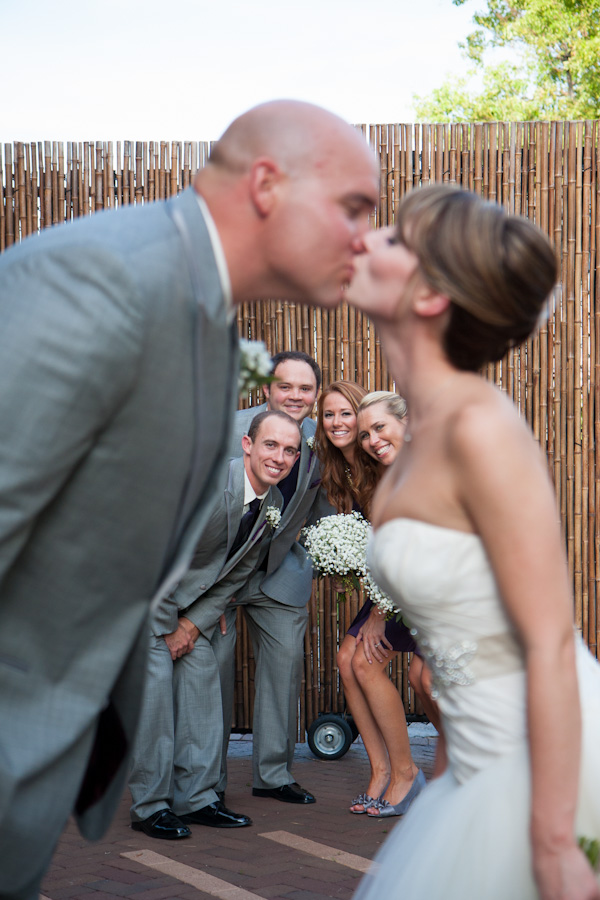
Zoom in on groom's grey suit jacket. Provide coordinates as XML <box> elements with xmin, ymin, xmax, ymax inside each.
<box><xmin>152</xmin><ymin>455</ymin><xmax>283</xmax><ymax>639</ymax></box>
<box><xmin>229</xmin><ymin>404</ymin><xmax>331</xmax><ymax>607</ymax></box>
<box><xmin>0</xmin><ymin>187</ymin><xmax>239</xmax><ymax>847</ymax></box>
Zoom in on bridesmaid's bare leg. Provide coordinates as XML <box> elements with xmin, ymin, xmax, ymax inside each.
<box><xmin>351</xmin><ymin>647</ymin><xmax>419</xmax><ymax>810</ymax></box>
<box><xmin>337</xmin><ymin>634</ymin><xmax>391</xmax><ymax>810</ymax></box>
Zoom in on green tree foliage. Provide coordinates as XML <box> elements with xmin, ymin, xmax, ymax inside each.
<box><xmin>414</xmin><ymin>0</ymin><xmax>600</xmax><ymax>121</ymax></box>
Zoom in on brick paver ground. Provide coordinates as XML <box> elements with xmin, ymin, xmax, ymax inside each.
<box><xmin>41</xmin><ymin>725</ymin><xmax>437</xmax><ymax>900</ymax></box>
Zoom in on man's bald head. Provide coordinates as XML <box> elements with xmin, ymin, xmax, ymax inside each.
<box><xmin>208</xmin><ymin>100</ymin><xmax>374</xmax><ymax>180</ymax></box>
<box><xmin>195</xmin><ymin>99</ymin><xmax>379</xmax><ymax>310</ymax></box>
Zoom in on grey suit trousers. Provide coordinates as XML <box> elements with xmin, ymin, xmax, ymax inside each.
<box><xmin>129</xmin><ymin>633</ymin><xmax>223</xmax><ymax>819</ymax></box>
<box><xmin>211</xmin><ymin>581</ymin><xmax>309</xmax><ymax>791</ymax></box>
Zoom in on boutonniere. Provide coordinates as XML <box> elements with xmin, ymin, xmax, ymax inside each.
<box><xmin>304</xmin><ymin>434</ymin><xmax>318</xmax><ymax>474</ymax></box>
<box><xmin>265</xmin><ymin>506</ymin><xmax>281</xmax><ymax>529</ymax></box>
<box><xmin>238</xmin><ymin>339</ymin><xmax>275</xmax><ymax>396</ymax></box>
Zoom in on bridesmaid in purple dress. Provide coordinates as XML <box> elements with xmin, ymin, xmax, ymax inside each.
<box><xmin>315</xmin><ymin>384</ymin><xmax>427</xmax><ymax>817</ymax></box>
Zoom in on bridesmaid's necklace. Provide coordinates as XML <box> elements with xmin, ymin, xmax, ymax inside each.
<box><xmin>403</xmin><ymin>374</ymin><xmax>462</xmax><ymax>443</ymax></box>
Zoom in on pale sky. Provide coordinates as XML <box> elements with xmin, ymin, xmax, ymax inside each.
<box><xmin>1</xmin><ymin>0</ymin><xmax>481</xmax><ymax>143</ymax></box>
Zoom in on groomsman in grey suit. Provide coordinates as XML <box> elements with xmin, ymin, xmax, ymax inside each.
<box><xmin>129</xmin><ymin>410</ymin><xmax>301</xmax><ymax>839</ymax></box>
<box><xmin>214</xmin><ymin>351</ymin><xmax>333</xmax><ymax>804</ymax></box>
<box><xmin>0</xmin><ymin>100</ymin><xmax>378</xmax><ymax>899</ymax></box>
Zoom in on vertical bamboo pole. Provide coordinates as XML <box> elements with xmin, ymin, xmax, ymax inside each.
<box><xmin>558</xmin><ymin>122</ymin><xmax>568</xmax><ymax>538</ymax></box>
<box><xmin>43</xmin><ymin>141</ymin><xmax>52</xmax><ymax>227</ymax></box>
<box><xmin>65</xmin><ymin>143</ymin><xmax>74</xmax><ymax>223</ymax></box>
<box><xmin>136</xmin><ymin>142</ymin><xmax>145</xmax><ymax>204</ymax></box>
<box><xmin>449</xmin><ymin>123</ymin><xmax>458</xmax><ymax>185</ymax></box>
<box><xmin>16</xmin><ymin>143</ymin><xmax>26</xmax><ymax>243</ymax></box>
<box><xmin>588</xmin><ymin>127</ymin><xmax>596</xmax><ymax>655</ymax></box>
<box><xmin>421</xmin><ymin>125</ymin><xmax>430</xmax><ymax>186</ymax></box>
<box><xmin>538</xmin><ymin>122</ymin><xmax>550</xmax><ymax>459</ymax></box>
<box><xmin>566</xmin><ymin>123</ymin><xmax>577</xmax><ymax>589</ymax></box>
<box><xmin>81</xmin><ymin>142</ymin><xmax>90</xmax><ymax>216</ymax></box>
<box><xmin>579</xmin><ymin>121</ymin><xmax>592</xmax><ymax>642</ymax></box>
<box><xmin>118</xmin><ymin>141</ymin><xmax>126</xmax><ymax>206</ymax></box>
<box><xmin>392</xmin><ymin>123</ymin><xmax>400</xmax><ymax>219</ymax></box>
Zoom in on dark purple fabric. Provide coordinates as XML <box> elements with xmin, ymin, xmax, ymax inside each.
<box><xmin>227</xmin><ymin>497</ymin><xmax>261</xmax><ymax>560</ymax></box>
<box><xmin>347</xmin><ymin>597</ymin><xmax>418</xmax><ymax>653</ymax></box>
<box><xmin>277</xmin><ymin>457</ymin><xmax>300</xmax><ymax>511</ymax></box>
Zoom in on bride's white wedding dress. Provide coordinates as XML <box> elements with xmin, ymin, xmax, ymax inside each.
<box><xmin>355</xmin><ymin>518</ymin><xmax>600</xmax><ymax>899</ymax></box>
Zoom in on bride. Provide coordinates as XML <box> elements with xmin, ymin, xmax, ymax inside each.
<box><xmin>346</xmin><ymin>184</ymin><xmax>600</xmax><ymax>900</ymax></box>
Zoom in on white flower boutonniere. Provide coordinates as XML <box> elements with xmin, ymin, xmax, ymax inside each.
<box><xmin>265</xmin><ymin>506</ymin><xmax>281</xmax><ymax>529</ymax></box>
<box><xmin>238</xmin><ymin>339</ymin><xmax>274</xmax><ymax>396</ymax></box>
<box><xmin>305</xmin><ymin>435</ymin><xmax>315</xmax><ymax>451</ymax></box>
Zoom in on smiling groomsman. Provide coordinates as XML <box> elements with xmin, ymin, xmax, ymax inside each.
<box><xmin>128</xmin><ymin>411</ymin><xmax>301</xmax><ymax>838</ymax></box>
<box><xmin>213</xmin><ymin>351</ymin><xmax>333</xmax><ymax>805</ymax></box>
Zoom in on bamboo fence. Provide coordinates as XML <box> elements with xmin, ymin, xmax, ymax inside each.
<box><xmin>1</xmin><ymin>122</ymin><xmax>599</xmax><ymax>737</ymax></box>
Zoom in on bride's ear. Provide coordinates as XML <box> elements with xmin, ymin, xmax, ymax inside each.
<box><xmin>413</xmin><ymin>286</ymin><xmax>450</xmax><ymax>318</ymax></box>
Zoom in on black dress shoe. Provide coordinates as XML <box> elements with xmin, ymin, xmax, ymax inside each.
<box><xmin>252</xmin><ymin>782</ymin><xmax>316</xmax><ymax>804</ymax></box>
<box><xmin>131</xmin><ymin>808</ymin><xmax>191</xmax><ymax>839</ymax></box>
<box><xmin>179</xmin><ymin>800</ymin><xmax>252</xmax><ymax>828</ymax></box>
<box><xmin>216</xmin><ymin>790</ymin><xmax>225</xmax><ymax>804</ymax></box>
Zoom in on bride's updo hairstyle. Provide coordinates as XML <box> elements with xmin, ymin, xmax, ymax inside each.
<box><xmin>394</xmin><ymin>185</ymin><xmax>558</xmax><ymax>371</ymax></box>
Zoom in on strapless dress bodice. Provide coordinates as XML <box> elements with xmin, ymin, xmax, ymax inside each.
<box><xmin>368</xmin><ymin>518</ymin><xmax>529</xmax><ymax>782</ymax></box>
<box><xmin>368</xmin><ymin>517</ymin><xmax>522</xmax><ymax>653</ymax></box>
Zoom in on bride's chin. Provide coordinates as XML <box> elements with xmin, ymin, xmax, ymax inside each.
<box><xmin>348</xmin><ymin>298</ymin><xmax>399</xmax><ymax>324</ymax></box>
<box><xmin>345</xmin><ymin>281</ymin><xmax>405</xmax><ymax>321</ymax></box>
<box><xmin>345</xmin><ymin>286</ymin><xmax>390</xmax><ymax>318</ymax></box>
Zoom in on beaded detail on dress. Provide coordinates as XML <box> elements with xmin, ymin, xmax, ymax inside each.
<box><xmin>411</xmin><ymin>631</ymin><xmax>478</xmax><ymax>698</ymax></box>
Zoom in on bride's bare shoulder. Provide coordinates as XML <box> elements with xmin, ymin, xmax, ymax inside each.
<box><xmin>445</xmin><ymin>379</ymin><xmax>541</xmax><ymax>468</ymax></box>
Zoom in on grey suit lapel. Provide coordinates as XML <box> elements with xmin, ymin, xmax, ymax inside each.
<box><xmin>278</xmin><ymin>419</ymin><xmax>318</xmax><ymax>527</ymax></box>
<box><xmin>225</xmin><ymin>457</ymin><xmax>246</xmax><ymax>555</ymax></box>
<box><xmin>157</xmin><ymin>190</ymin><xmax>239</xmax><ymax>590</ymax></box>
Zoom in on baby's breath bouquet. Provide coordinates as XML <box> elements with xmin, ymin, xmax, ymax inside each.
<box><xmin>302</xmin><ymin>511</ymin><xmax>369</xmax><ymax>602</ymax></box>
<box><xmin>363</xmin><ymin>570</ymin><xmax>402</xmax><ymax>620</ymax></box>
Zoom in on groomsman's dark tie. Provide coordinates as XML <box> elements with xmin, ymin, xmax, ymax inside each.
<box><xmin>227</xmin><ymin>497</ymin><xmax>262</xmax><ymax>560</ymax></box>
<box><xmin>277</xmin><ymin>457</ymin><xmax>300</xmax><ymax>511</ymax></box>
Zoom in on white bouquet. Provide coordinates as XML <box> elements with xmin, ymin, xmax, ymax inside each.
<box><xmin>238</xmin><ymin>339</ymin><xmax>274</xmax><ymax>395</ymax></box>
<box><xmin>302</xmin><ymin>511</ymin><xmax>369</xmax><ymax>600</ymax></box>
<box><xmin>303</xmin><ymin>511</ymin><xmax>404</xmax><ymax>615</ymax></box>
<box><xmin>363</xmin><ymin>569</ymin><xmax>402</xmax><ymax>620</ymax></box>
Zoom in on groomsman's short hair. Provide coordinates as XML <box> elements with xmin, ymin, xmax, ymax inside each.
<box><xmin>270</xmin><ymin>351</ymin><xmax>322</xmax><ymax>391</ymax></box>
<box><xmin>247</xmin><ymin>409</ymin><xmax>302</xmax><ymax>444</ymax></box>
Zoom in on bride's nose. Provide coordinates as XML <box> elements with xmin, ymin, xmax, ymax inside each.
<box><xmin>367</xmin><ymin>225</ymin><xmax>396</xmax><ymax>251</ymax></box>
